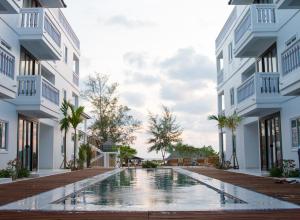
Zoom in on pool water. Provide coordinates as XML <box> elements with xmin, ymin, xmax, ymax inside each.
<box><xmin>57</xmin><ymin>169</ymin><xmax>244</xmax><ymax>210</ymax></box>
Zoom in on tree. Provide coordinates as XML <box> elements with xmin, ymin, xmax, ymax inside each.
<box><xmin>208</xmin><ymin>114</ymin><xmax>227</xmax><ymax>167</ymax></box>
<box><xmin>84</xmin><ymin>73</ymin><xmax>141</xmax><ymax>146</ymax></box>
<box><xmin>148</xmin><ymin>106</ymin><xmax>182</xmax><ymax>164</ymax></box>
<box><xmin>118</xmin><ymin>146</ymin><xmax>137</xmax><ymax>167</ymax></box>
<box><xmin>68</xmin><ymin>104</ymin><xmax>85</xmax><ymax>169</ymax></box>
<box><xmin>225</xmin><ymin>113</ymin><xmax>242</xmax><ymax>169</ymax></box>
<box><xmin>59</xmin><ymin>100</ymin><xmax>70</xmax><ymax>169</ymax></box>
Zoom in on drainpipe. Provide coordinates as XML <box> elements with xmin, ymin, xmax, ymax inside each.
<box><xmin>298</xmin><ymin>146</ymin><xmax>300</xmax><ymax>177</ymax></box>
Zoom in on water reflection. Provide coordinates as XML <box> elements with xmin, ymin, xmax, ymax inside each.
<box><xmin>61</xmin><ymin>169</ymin><xmax>243</xmax><ymax>209</ymax></box>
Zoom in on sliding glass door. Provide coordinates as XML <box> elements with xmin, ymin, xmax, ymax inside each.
<box><xmin>18</xmin><ymin>116</ymin><xmax>39</xmax><ymax>171</ymax></box>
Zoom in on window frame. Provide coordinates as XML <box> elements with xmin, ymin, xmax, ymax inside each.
<box><xmin>291</xmin><ymin>117</ymin><xmax>300</xmax><ymax>149</ymax></box>
<box><xmin>0</xmin><ymin>120</ymin><xmax>9</xmax><ymax>151</ymax></box>
<box><xmin>230</xmin><ymin>87</ymin><xmax>235</xmax><ymax>106</ymax></box>
<box><xmin>228</xmin><ymin>42</ymin><xmax>233</xmax><ymax>63</ymax></box>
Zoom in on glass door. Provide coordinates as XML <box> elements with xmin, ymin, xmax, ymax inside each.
<box><xmin>260</xmin><ymin>113</ymin><xmax>282</xmax><ymax>170</ymax></box>
<box><xmin>18</xmin><ymin>116</ymin><xmax>39</xmax><ymax>171</ymax></box>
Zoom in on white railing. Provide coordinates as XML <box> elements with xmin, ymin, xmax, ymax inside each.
<box><xmin>73</xmin><ymin>73</ymin><xmax>79</xmax><ymax>86</ymax></box>
<box><xmin>17</xmin><ymin>75</ymin><xmax>59</xmax><ymax>105</ymax></box>
<box><xmin>237</xmin><ymin>73</ymin><xmax>280</xmax><ymax>103</ymax></box>
<box><xmin>235</xmin><ymin>4</ymin><xmax>276</xmax><ymax>45</ymax></box>
<box><xmin>215</xmin><ymin>7</ymin><xmax>237</xmax><ymax>49</ymax></box>
<box><xmin>20</xmin><ymin>8</ymin><xmax>61</xmax><ymax>47</ymax></box>
<box><xmin>282</xmin><ymin>40</ymin><xmax>300</xmax><ymax>76</ymax></box>
<box><xmin>0</xmin><ymin>47</ymin><xmax>15</xmax><ymax>79</ymax></box>
<box><xmin>217</xmin><ymin>70</ymin><xmax>224</xmax><ymax>85</ymax></box>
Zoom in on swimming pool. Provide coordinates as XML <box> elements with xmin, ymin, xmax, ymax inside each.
<box><xmin>55</xmin><ymin>169</ymin><xmax>244</xmax><ymax>210</ymax></box>
<box><xmin>0</xmin><ymin>168</ymin><xmax>299</xmax><ymax>211</ymax></box>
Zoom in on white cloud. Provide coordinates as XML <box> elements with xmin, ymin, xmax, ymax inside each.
<box><xmin>101</xmin><ymin>15</ymin><xmax>156</xmax><ymax>29</ymax></box>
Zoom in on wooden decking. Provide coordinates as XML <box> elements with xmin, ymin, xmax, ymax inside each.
<box><xmin>186</xmin><ymin>167</ymin><xmax>300</xmax><ymax>205</ymax></box>
<box><xmin>0</xmin><ymin>168</ymin><xmax>112</xmax><ymax>206</ymax></box>
<box><xmin>0</xmin><ymin>167</ymin><xmax>300</xmax><ymax>220</ymax></box>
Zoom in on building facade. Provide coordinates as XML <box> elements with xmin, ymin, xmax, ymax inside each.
<box><xmin>0</xmin><ymin>0</ymin><xmax>82</xmax><ymax>170</ymax></box>
<box><xmin>216</xmin><ymin>0</ymin><xmax>300</xmax><ymax>170</ymax></box>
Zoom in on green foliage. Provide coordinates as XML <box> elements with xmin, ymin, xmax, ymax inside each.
<box><xmin>118</xmin><ymin>146</ymin><xmax>137</xmax><ymax>166</ymax></box>
<box><xmin>68</xmin><ymin>103</ymin><xmax>85</xmax><ymax>169</ymax></box>
<box><xmin>269</xmin><ymin>167</ymin><xmax>283</xmax><ymax>177</ymax></box>
<box><xmin>60</xmin><ymin>100</ymin><xmax>71</xmax><ymax>169</ymax></box>
<box><xmin>83</xmin><ymin>144</ymin><xmax>93</xmax><ymax>168</ymax></box>
<box><xmin>78</xmin><ymin>145</ymin><xmax>87</xmax><ymax>169</ymax></box>
<box><xmin>17</xmin><ymin>168</ymin><xmax>30</xmax><ymax>178</ymax></box>
<box><xmin>142</xmin><ymin>161</ymin><xmax>158</xmax><ymax>168</ymax></box>
<box><xmin>282</xmin><ymin>160</ymin><xmax>296</xmax><ymax>177</ymax></box>
<box><xmin>289</xmin><ymin>169</ymin><xmax>299</xmax><ymax>178</ymax></box>
<box><xmin>225</xmin><ymin>113</ymin><xmax>242</xmax><ymax>133</ymax></box>
<box><xmin>0</xmin><ymin>169</ymin><xmax>12</xmax><ymax>178</ymax></box>
<box><xmin>84</xmin><ymin>73</ymin><xmax>141</xmax><ymax>146</ymax></box>
<box><xmin>148</xmin><ymin>106</ymin><xmax>182</xmax><ymax>163</ymax></box>
<box><xmin>173</xmin><ymin>143</ymin><xmax>217</xmax><ymax>159</ymax></box>
<box><xmin>208</xmin><ymin>115</ymin><xmax>227</xmax><ymax>129</ymax></box>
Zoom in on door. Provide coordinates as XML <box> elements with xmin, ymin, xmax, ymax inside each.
<box><xmin>17</xmin><ymin>116</ymin><xmax>39</xmax><ymax>171</ymax></box>
<box><xmin>260</xmin><ymin>113</ymin><xmax>282</xmax><ymax>170</ymax></box>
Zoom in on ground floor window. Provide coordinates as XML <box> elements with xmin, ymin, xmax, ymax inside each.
<box><xmin>291</xmin><ymin>117</ymin><xmax>300</xmax><ymax>148</ymax></box>
<box><xmin>0</xmin><ymin>120</ymin><xmax>8</xmax><ymax>150</ymax></box>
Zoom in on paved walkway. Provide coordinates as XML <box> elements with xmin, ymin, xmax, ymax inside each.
<box><xmin>0</xmin><ymin>167</ymin><xmax>300</xmax><ymax>220</ymax></box>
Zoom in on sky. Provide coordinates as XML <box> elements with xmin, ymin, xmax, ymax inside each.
<box><xmin>63</xmin><ymin>0</ymin><xmax>234</xmax><ymax>159</ymax></box>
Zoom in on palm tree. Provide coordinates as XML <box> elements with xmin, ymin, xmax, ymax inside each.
<box><xmin>225</xmin><ymin>113</ymin><xmax>242</xmax><ymax>169</ymax></box>
<box><xmin>68</xmin><ymin>104</ymin><xmax>85</xmax><ymax>169</ymax></box>
<box><xmin>59</xmin><ymin>100</ymin><xmax>70</xmax><ymax>169</ymax></box>
<box><xmin>208</xmin><ymin>115</ymin><xmax>227</xmax><ymax>168</ymax></box>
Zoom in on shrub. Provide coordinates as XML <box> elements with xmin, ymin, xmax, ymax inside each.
<box><xmin>81</xmin><ymin>144</ymin><xmax>93</xmax><ymax>168</ymax></box>
<box><xmin>282</xmin><ymin>160</ymin><xmax>296</xmax><ymax>177</ymax></box>
<box><xmin>289</xmin><ymin>169</ymin><xmax>299</xmax><ymax>178</ymax></box>
<box><xmin>142</xmin><ymin>161</ymin><xmax>158</xmax><ymax>168</ymax></box>
<box><xmin>78</xmin><ymin>146</ymin><xmax>87</xmax><ymax>170</ymax></box>
<box><xmin>0</xmin><ymin>169</ymin><xmax>12</xmax><ymax>178</ymax></box>
<box><xmin>17</xmin><ymin>168</ymin><xmax>30</xmax><ymax>178</ymax></box>
<box><xmin>269</xmin><ymin>167</ymin><xmax>283</xmax><ymax>177</ymax></box>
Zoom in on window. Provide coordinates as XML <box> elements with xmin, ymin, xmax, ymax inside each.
<box><xmin>64</xmin><ymin>46</ymin><xmax>68</xmax><ymax>64</ymax></box>
<box><xmin>20</xmin><ymin>47</ymin><xmax>40</xmax><ymax>76</ymax></box>
<box><xmin>228</xmin><ymin>43</ymin><xmax>233</xmax><ymax>63</ymax></box>
<box><xmin>291</xmin><ymin>118</ymin><xmax>300</xmax><ymax>148</ymax></box>
<box><xmin>72</xmin><ymin>93</ymin><xmax>79</xmax><ymax>108</ymax></box>
<box><xmin>230</xmin><ymin>88</ymin><xmax>235</xmax><ymax>106</ymax></box>
<box><xmin>63</xmin><ymin>90</ymin><xmax>67</xmax><ymax>101</ymax></box>
<box><xmin>0</xmin><ymin>121</ymin><xmax>8</xmax><ymax>150</ymax></box>
<box><xmin>73</xmin><ymin>54</ymin><xmax>79</xmax><ymax>75</ymax></box>
<box><xmin>256</xmin><ymin>44</ymin><xmax>277</xmax><ymax>73</ymax></box>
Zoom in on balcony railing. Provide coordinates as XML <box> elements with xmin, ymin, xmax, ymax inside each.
<box><xmin>282</xmin><ymin>40</ymin><xmax>300</xmax><ymax>76</ymax></box>
<box><xmin>0</xmin><ymin>47</ymin><xmax>15</xmax><ymax>80</ymax></box>
<box><xmin>18</xmin><ymin>75</ymin><xmax>59</xmax><ymax>105</ymax></box>
<box><xmin>237</xmin><ymin>73</ymin><xmax>280</xmax><ymax>104</ymax></box>
<box><xmin>235</xmin><ymin>4</ymin><xmax>276</xmax><ymax>46</ymax></box>
<box><xmin>20</xmin><ymin>8</ymin><xmax>61</xmax><ymax>48</ymax></box>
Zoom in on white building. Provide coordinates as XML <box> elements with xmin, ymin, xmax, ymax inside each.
<box><xmin>0</xmin><ymin>0</ymin><xmax>82</xmax><ymax>171</ymax></box>
<box><xmin>216</xmin><ymin>0</ymin><xmax>300</xmax><ymax>170</ymax></box>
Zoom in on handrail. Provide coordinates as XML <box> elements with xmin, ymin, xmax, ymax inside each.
<box><xmin>0</xmin><ymin>47</ymin><xmax>15</xmax><ymax>80</ymax></box>
<box><xmin>282</xmin><ymin>39</ymin><xmax>300</xmax><ymax>76</ymax></box>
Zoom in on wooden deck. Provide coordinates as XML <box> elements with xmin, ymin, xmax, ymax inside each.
<box><xmin>0</xmin><ymin>168</ymin><xmax>112</xmax><ymax>206</ymax></box>
<box><xmin>0</xmin><ymin>167</ymin><xmax>300</xmax><ymax>220</ymax></box>
<box><xmin>186</xmin><ymin>167</ymin><xmax>300</xmax><ymax>205</ymax></box>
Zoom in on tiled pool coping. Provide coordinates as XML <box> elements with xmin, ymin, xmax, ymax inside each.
<box><xmin>0</xmin><ymin>167</ymin><xmax>299</xmax><ymax>212</ymax></box>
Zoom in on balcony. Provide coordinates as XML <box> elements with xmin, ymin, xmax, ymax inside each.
<box><xmin>0</xmin><ymin>47</ymin><xmax>16</xmax><ymax>99</ymax></box>
<box><xmin>15</xmin><ymin>75</ymin><xmax>60</xmax><ymax>119</ymax></box>
<box><xmin>237</xmin><ymin>73</ymin><xmax>282</xmax><ymax>117</ymax></box>
<box><xmin>280</xmin><ymin>40</ymin><xmax>300</xmax><ymax>95</ymax></box>
<box><xmin>0</xmin><ymin>0</ymin><xmax>20</xmax><ymax>14</ymax></box>
<box><xmin>37</xmin><ymin>0</ymin><xmax>66</xmax><ymax>8</ymax></box>
<box><xmin>234</xmin><ymin>4</ymin><xmax>278</xmax><ymax>58</ymax></box>
<box><xmin>18</xmin><ymin>8</ymin><xmax>62</xmax><ymax>60</ymax></box>
<box><xmin>276</xmin><ymin>0</ymin><xmax>300</xmax><ymax>9</ymax></box>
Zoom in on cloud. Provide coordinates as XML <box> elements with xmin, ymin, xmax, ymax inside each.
<box><xmin>124</xmin><ymin>71</ymin><xmax>159</xmax><ymax>86</ymax></box>
<box><xmin>122</xmin><ymin>91</ymin><xmax>146</xmax><ymax>108</ymax></box>
<box><xmin>159</xmin><ymin>47</ymin><xmax>216</xmax><ymax>82</ymax></box>
<box><xmin>102</xmin><ymin>15</ymin><xmax>156</xmax><ymax>29</ymax></box>
<box><xmin>123</xmin><ymin>52</ymin><xmax>148</xmax><ymax>68</ymax></box>
<box><xmin>173</xmin><ymin>96</ymin><xmax>215</xmax><ymax>115</ymax></box>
